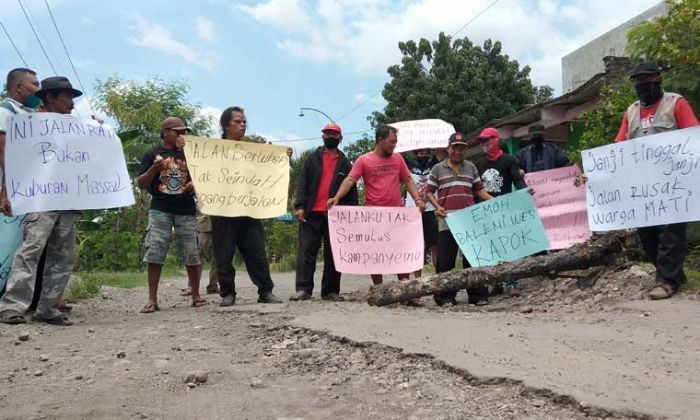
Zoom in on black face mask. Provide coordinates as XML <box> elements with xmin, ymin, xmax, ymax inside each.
<box><xmin>415</xmin><ymin>156</ymin><xmax>430</xmax><ymax>165</ymax></box>
<box><xmin>323</xmin><ymin>137</ymin><xmax>340</xmax><ymax>149</ymax></box>
<box><xmin>531</xmin><ymin>135</ymin><xmax>544</xmax><ymax>146</ymax></box>
<box><xmin>635</xmin><ymin>81</ymin><xmax>663</xmax><ymax>106</ymax></box>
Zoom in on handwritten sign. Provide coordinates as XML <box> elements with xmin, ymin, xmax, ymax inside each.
<box><xmin>4</xmin><ymin>113</ymin><xmax>134</xmax><ymax>214</ymax></box>
<box><xmin>0</xmin><ymin>215</ymin><xmax>24</xmax><ymax>291</ymax></box>
<box><xmin>446</xmin><ymin>189</ymin><xmax>549</xmax><ymax>267</ymax></box>
<box><xmin>183</xmin><ymin>136</ymin><xmax>290</xmax><ymax>219</ymax></box>
<box><xmin>582</xmin><ymin>126</ymin><xmax>700</xmax><ymax>231</ymax></box>
<box><xmin>525</xmin><ymin>165</ymin><xmax>592</xmax><ymax>249</ymax></box>
<box><xmin>392</xmin><ymin>119</ymin><xmax>454</xmax><ymax>153</ymax></box>
<box><xmin>328</xmin><ymin>206</ymin><xmax>424</xmax><ymax>274</ymax></box>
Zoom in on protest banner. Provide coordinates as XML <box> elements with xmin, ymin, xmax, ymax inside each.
<box><xmin>392</xmin><ymin>119</ymin><xmax>454</xmax><ymax>153</ymax></box>
<box><xmin>4</xmin><ymin>113</ymin><xmax>134</xmax><ymax>214</ymax></box>
<box><xmin>328</xmin><ymin>206</ymin><xmax>424</xmax><ymax>274</ymax></box>
<box><xmin>0</xmin><ymin>214</ymin><xmax>24</xmax><ymax>291</ymax></box>
<box><xmin>446</xmin><ymin>189</ymin><xmax>549</xmax><ymax>267</ymax></box>
<box><xmin>524</xmin><ymin>165</ymin><xmax>591</xmax><ymax>249</ymax></box>
<box><xmin>183</xmin><ymin>136</ymin><xmax>290</xmax><ymax>218</ymax></box>
<box><xmin>581</xmin><ymin>126</ymin><xmax>700</xmax><ymax>231</ymax></box>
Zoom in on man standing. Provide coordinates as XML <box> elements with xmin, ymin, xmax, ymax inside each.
<box><xmin>327</xmin><ymin>125</ymin><xmax>425</xmax><ymax>306</ymax></box>
<box><xmin>0</xmin><ymin>76</ymin><xmax>82</xmax><ymax>325</ymax></box>
<box><xmin>614</xmin><ymin>62</ymin><xmax>699</xmax><ymax>300</ymax></box>
<box><xmin>404</xmin><ymin>148</ymin><xmax>439</xmax><ymax>274</ymax></box>
<box><xmin>291</xmin><ymin>122</ymin><xmax>358</xmax><ymax>301</ymax></box>
<box><xmin>213</xmin><ymin>106</ymin><xmax>284</xmax><ymax>306</ymax></box>
<box><xmin>138</xmin><ymin>117</ymin><xmax>205</xmax><ymax>313</ymax></box>
<box><xmin>475</xmin><ymin>127</ymin><xmax>528</xmax><ymax>297</ymax></box>
<box><xmin>516</xmin><ymin>124</ymin><xmax>570</xmax><ymax>174</ymax></box>
<box><xmin>426</xmin><ymin>132</ymin><xmax>493</xmax><ymax>306</ymax></box>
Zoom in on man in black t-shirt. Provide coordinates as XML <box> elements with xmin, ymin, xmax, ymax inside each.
<box><xmin>475</xmin><ymin>128</ymin><xmax>528</xmax><ymax>297</ymax></box>
<box><xmin>137</xmin><ymin>117</ymin><xmax>204</xmax><ymax>312</ymax></box>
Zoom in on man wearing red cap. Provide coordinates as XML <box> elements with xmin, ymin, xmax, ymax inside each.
<box><xmin>137</xmin><ymin>117</ymin><xmax>205</xmax><ymax>313</ymax></box>
<box><xmin>291</xmin><ymin>122</ymin><xmax>358</xmax><ymax>301</ymax></box>
<box><xmin>475</xmin><ymin>127</ymin><xmax>528</xmax><ymax>297</ymax></box>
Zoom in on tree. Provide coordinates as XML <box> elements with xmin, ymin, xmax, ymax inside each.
<box><xmin>371</xmin><ymin>32</ymin><xmax>552</xmax><ymax>133</ymax></box>
<box><xmin>342</xmin><ymin>134</ymin><xmax>375</xmax><ymax>162</ymax></box>
<box><xmin>93</xmin><ymin>77</ymin><xmax>214</xmax><ymax>166</ymax></box>
<box><xmin>627</xmin><ymin>0</ymin><xmax>700</xmax><ymax>111</ymax></box>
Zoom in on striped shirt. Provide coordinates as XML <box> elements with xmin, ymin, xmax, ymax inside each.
<box><xmin>426</xmin><ymin>160</ymin><xmax>483</xmax><ymax>211</ymax></box>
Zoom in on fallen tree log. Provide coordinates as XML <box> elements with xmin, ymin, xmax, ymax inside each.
<box><xmin>367</xmin><ymin>230</ymin><xmax>636</xmax><ymax>306</ymax></box>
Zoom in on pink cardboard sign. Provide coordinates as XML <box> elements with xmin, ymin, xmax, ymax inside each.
<box><xmin>328</xmin><ymin>206</ymin><xmax>424</xmax><ymax>274</ymax></box>
<box><xmin>524</xmin><ymin>165</ymin><xmax>592</xmax><ymax>249</ymax></box>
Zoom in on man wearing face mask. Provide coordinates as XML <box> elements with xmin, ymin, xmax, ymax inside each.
<box><xmin>516</xmin><ymin>124</ymin><xmax>570</xmax><ymax>174</ymax></box>
<box><xmin>0</xmin><ymin>68</ymin><xmax>40</xmax><ymax>216</ymax></box>
<box><xmin>404</xmin><ymin>148</ymin><xmax>439</xmax><ymax>275</ymax></box>
<box><xmin>614</xmin><ymin>61</ymin><xmax>699</xmax><ymax>300</ymax></box>
<box><xmin>291</xmin><ymin>123</ymin><xmax>358</xmax><ymax>301</ymax></box>
<box><xmin>475</xmin><ymin>127</ymin><xmax>528</xmax><ymax>297</ymax></box>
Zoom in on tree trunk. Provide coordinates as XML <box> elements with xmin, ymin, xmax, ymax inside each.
<box><xmin>366</xmin><ymin>231</ymin><xmax>635</xmax><ymax>306</ymax></box>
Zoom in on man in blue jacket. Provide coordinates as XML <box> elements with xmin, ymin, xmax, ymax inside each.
<box><xmin>291</xmin><ymin>123</ymin><xmax>358</xmax><ymax>301</ymax></box>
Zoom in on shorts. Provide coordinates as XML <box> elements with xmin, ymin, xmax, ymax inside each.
<box><xmin>143</xmin><ymin>209</ymin><xmax>200</xmax><ymax>266</ymax></box>
<box><xmin>422</xmin><ymin>211</ymin><xmax>438</xmax><ymax>248</ymax></box>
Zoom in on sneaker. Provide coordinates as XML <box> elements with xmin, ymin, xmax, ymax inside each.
<box><xmin>290</xmin><ymin>291</ymin><xmax>312</xmax><ymax>301</ymax></box>
<box><xmin>258</xmin><ymin>292</ymin><xmax>283</xmax><ymax>304</ymax></box>
<box><xmin>219</xmin><ymin>294</ymin><xmax>236</xmax><ymax>307</ymax></box>
<box><xmin>648</xmin><ymin>283</ymin><xmax>675</xmax><ymax>300</ymax></box>
<box><xmin>321</xmin><ymin>293</ymin><xmax>345</xmax><ymax>302</ymax></box>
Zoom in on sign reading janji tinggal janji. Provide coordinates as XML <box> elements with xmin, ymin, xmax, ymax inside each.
<box><xmin>183</xmin><ymin>135</ymin><xmax>290</xmax><ymax>218</ymax></box>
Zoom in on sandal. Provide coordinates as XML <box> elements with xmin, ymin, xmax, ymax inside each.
<box><xmin>33</xmin><ymin>314</ymin><xmax>73</xmax><ymax>326</ymax></box>
<box><xmin>140</xmin><ymin>303</ymin><xmax>160</xmax><ymax>313</ymax></box>
<box><xmin>1</xmin><ymin>313</ymin><xmax>27</xmax><ymax>324</ymax></box>
<box><xmin>180</xmin><ymin>288</ymin><xmax>193</xmax><ymax>296</ymax></box>
<box><xmin>58</xmin><ymin>302</ymin><xmax>73</xmax><ymax>312</ymax></box>
<box><xmin>192</xmin><ymin>298</ymin><xmax>207</xmax><ymax>308</ymax></box>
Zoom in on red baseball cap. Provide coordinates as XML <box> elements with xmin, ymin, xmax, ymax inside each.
<box><xmin>321</xmin><ymin>122</ymin><xmax>342</xmax><ymax>135</ymax></box>
<box><xmin>477</xmin><ymin>127</ymin><xmax>500</xmax><ymax>142</ymax></box>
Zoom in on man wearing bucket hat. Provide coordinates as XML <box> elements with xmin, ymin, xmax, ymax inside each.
<box><xmin>0</xmin><ymin>76</ymin><xmax>83</xmax><ymax>326</ymax></box>
<box><xmin>615</xmin><ymin>62</ymin><xmax>698</xmax><ymax>300</ymax></box>
<box><xmin>137</xmin><ymin>116</ymin><xmax>205</xmax><ymax>312</ymax></box>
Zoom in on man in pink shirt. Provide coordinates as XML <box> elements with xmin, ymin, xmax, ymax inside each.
<box><xmin>328</xmin><ymin>125</ymin><xmax>425</xmax><ymax>305</ymax></box>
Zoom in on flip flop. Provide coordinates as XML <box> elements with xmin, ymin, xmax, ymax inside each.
<box><xmin>1</xmin><ymin>313</ymin><xmax>27</xmax><ymax>324</ymax></box>
<box><xmin>180</xmin><ymin>288</ymin><xmax>193</xmax><ymax>296</ymax></box>
<box><xmin>32</xmin><ymin>314</ymin><xmax>73</xmax><ymax>326</ymax></box>
<box><xmin>140</xmin><ymin>303</ymin><xmax>160</xmax><ymax>313</ymax></box>
<box><xmin>192</xmin><ymin>298</ymin><xmax>207</xmax><ymax>308</ymax></box>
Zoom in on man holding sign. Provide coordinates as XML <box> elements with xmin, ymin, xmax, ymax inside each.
<box><xmin>327</xmin><ymin>124</ymin><xmax>425</xmax><ymax>306</ymax></box>
<box><xmin>614</xmin><ymin>62</ymin><xmax>698</xmax><ymax>300</ymax></box>
<box><xmin>426</xmin><ymin>132</ymin><xmax>493</xmax><ymax>306</ymax></box>
<box><xmin>0</xmin><ymin>77</ymin><xmax>83</xmax><ymax>326</ymax></box>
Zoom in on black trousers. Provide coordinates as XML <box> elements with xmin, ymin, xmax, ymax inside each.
<box><xmin>211</xmin><ymin>216</ymin><xmax>274</xmax><ymax>298</ymax></box>
<box><xmin>637</xmin><ymin>223</ymin><xmax>687</xmax><ymax>290</ymax></box>
<box><xmin>295</xmin><ymin>212</ymin><xmax>341</xmax><ymax>296</ymax></box>
<box><xmin>435</xmin><ymin>230</ymin><xmax>489</xmax><ymax>303</ymax></box>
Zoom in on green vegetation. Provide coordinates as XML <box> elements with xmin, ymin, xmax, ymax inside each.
<box><xmin>65</xmin><ymin>268</ymin><xmax>179</xmax><ymax>300</ymax></box>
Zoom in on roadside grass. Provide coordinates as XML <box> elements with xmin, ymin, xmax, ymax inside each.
<box><xmin>65</xmin><ymin>266</ymin><xmax>181</xmax><ymax>300</ymax></box>
<box><xmin>685</xmin><ymin>267</ymin><xmax>700</xmax><ymax>293</ymax></box>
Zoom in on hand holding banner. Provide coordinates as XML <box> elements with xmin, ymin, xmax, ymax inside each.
<box><xmin>328</xmin><ymin>206</ymin><xmax>424</xmax><ymax>274</ymax></box>
<box><xmin>183</xmin><ymin>136</ymin><xmax>290</xmax><ymax>219</ymax></box>
<box><xmin>392</xmin><ymin>119</ymin><xmax>455</xmax><ymax>153</ymax></box>
<box><xmin>524</xmin><ymin>165</ymin><xmax>591</xmax><ymax>249</ymax></box>
<box><xmin>4</xmin><ymin>113</ymin><xmax>134</xmax><ymax>214</ymax></box>
<box><xmin>445</xmin><ymin>189</ymin><xmax>549</xmax><ymax>267</ymax></box>
<box><xmin>582</xmin><ymin>127</ymin><xmax>700</xmax><ymax>231</ymax></box>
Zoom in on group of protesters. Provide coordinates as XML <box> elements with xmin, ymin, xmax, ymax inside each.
<box><xmin>0</xmin><ymin>61</ymin><xmax>697</xmax><ymax>326</ymax></box>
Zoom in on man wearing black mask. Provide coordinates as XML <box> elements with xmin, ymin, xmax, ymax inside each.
<box><xmin>516</xmin><ymin>124</ymin><xmax>570</xmax><ymax>174</ymax></box>
<box><xmin>614</xmin><ymin>61</ymin><xmax>699</xmax><ymax>299</ymax></box>
<box><xmin>291</xmin><ymin>123</ymin><xmax>358</xmax><ymax>301</ymax></box>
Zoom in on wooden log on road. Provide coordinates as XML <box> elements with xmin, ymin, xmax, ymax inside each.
<box><xmin>366</xmin><ymin>231</ymin><xmax>635</xmax><ymax>306</ymax></box>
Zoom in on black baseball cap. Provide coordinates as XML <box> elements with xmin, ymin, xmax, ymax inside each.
<box><xmin>629</xmin><ymin>61</ymin><xmax>661</xmax><ymax>79</ymax></box>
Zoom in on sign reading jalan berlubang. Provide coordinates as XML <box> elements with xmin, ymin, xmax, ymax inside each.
<box><xmin>582</xmin><ymin>126</ymin><xmax>700</xmax><ymax>231</ymax></box>
<box><xmin>4</xmin><ymin>113</ymin><xmax>134</xmax><ymax>214</ymax></box>
<box><xmin>183</xmin><ymin>135</ymin><xmax>290</xmax><ymax>219</ymax></box>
